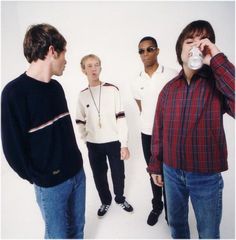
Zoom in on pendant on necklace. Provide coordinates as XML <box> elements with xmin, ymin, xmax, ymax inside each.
<box><xmin>98</xmin><ymin>118</ymin><xmax>102</xmax><ymax>128</ymax></box>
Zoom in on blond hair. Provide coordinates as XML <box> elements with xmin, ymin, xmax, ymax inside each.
<box><xmin>80</xmin><ymin>54</ymin><xmax>101</xmax><ymax>69</ymax></box>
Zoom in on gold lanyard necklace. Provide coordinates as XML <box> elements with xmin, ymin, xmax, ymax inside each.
<box><xmin>88</xmin><ymin>82</ymin><xmax>102</xmax><ymax>128</ymax></box>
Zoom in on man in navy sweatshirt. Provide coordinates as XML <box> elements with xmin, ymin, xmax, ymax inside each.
<box><xmin>1</xmin><ymin>23</ymin><xmax>85</xmax><ymax>239</ymax></box>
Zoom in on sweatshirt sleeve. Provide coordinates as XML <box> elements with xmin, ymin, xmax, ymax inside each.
<box><xmin>75</xmin><ymin>93</ymin><xmax>87</xmax><ymax>142</ymax></box>
<box><xmin>1</xmin><ymin>86</ymin><xmax>33</xmax><ymax>183</ymax></box>
<box><xmin>114</xmin><ymin>88</ymin><xmax>128</xmax><ymax>148</ymax></box>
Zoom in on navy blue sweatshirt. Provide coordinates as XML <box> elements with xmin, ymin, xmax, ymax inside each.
<box><xmin>1</xmin><ymin>73</ymin><xmax>83</xmax><ymax>187</ymax></box>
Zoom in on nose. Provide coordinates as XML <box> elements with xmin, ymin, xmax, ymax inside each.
<box><xmin>143</xmin><ymin>51</ymin><xmax>148</xmax><ymax>56</ymax></box>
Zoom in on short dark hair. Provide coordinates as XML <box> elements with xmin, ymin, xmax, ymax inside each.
<box><xmin>175</xmin><ymin>20</ymin><xmax>215</xmax><ymax>65</ymax></box>
<box><xmin>139</xmin><ymin>36</ymin><xmax>158</xmax><ymax>48</ymax></box>
<box><xmin>23</xmin><ymin>23</ymin><xmax>67</xmax><ymax>63</ymax></box>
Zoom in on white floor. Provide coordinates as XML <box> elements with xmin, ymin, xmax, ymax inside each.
<box><xmin>1</xmin><ymin>128</ymin><xmax>235</xmax><ymax>239</ymax></box>
<box><xmin>1</xmin><ymin>1</ymin><xmax>235</xmax><ymax>239</ymax></box>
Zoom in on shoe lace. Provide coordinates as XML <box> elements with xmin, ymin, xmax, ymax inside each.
<box><xmin>100</xmin><ymin>204</ymin><xmax>109</xmax><ymax>211</ymax></box>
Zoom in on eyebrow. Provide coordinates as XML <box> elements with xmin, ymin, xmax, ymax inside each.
<box><xmin>86</xmin><ymin>62</ymin><xmax>100</xmax><ymax>66</ymax></box>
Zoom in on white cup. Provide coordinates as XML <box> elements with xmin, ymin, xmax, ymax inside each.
<box><xmin>188</xmin><ymin>46</ymin><xmax>203</xmax><ymax>70</ymax></box>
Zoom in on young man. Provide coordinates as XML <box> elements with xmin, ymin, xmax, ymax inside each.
<box><xmin>76</xmin><ymin>54</ymin><xmax>133</xmax><ymax>217</ymax></box>
<box><xmin>1</xmin><ymin>24</ymin><xmax>85</xmax><ymax>239</ymax></box>
<box><xmin>131</xmin><ymin>36</ymin><xmax>177</xmax><ymax>226</ymax></box>
<box><xmin>148</xmin><ymin>20</ymin><xmax>235</xmax><ymax>238</ymax></box>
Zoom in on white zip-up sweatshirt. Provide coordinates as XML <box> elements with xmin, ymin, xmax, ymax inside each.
<box><xmin>76</xmin><ymin>82</ymin><xmax>128</xmax><ymax>147</ymax></box>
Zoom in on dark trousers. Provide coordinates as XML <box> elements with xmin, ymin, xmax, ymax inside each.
<box><xmin>87</xmin><ymin>141</ymin><xmax>125</xmax><ymax>205</ymax></box>
<box><xmin>141</xmin><ymin>133</ymin><xmax>168</xmax><ymax>218</ymax></box>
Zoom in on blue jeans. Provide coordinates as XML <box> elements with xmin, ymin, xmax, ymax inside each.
<box><xmin>163</xmin><ymin>164</ymin><xmax>223</xmax><ymax>239</ymax></box>
<box><xmin>34</xmin><ymin>168</ymin><xmax>86</xmax><ymax>239</ymax></box>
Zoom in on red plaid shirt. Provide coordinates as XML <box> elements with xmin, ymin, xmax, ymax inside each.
<box><xmin>148</xmin><ymin>53</ymin><xmax>235</xmax><ymax>174</ymax></box>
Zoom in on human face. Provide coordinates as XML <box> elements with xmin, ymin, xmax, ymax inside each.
<box><xmin>52</xmin><ymin>49</ymin><xmax>67</xmax><ymax>76</ymax></box>
<box><xmin>138</xmin><ymin>40</ymin><xmax>159</xmax><ymax>68</ymax></box>
<box><xmin>82</xmin><ymin>57</ymin><xmax>101</xmax><ymax>83</ymax></box>
<box><xmin>181</xmin><ymin>35</ymin><xmax>203</xmax><ymax>69</ymax></box>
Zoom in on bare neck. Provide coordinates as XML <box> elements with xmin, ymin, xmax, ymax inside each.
<box><xmin>88</xmin><ymin>79</ymin><xmax>101</xmax><ymax>87</ymax></box>
<box><xmin>26</xmin><ymin>60</ymin><xmax>52</xmax><ymax>83</ymax></box>
<box><xmin>183</xmin><ymin>64</ymin><xmax>196</xmax><ymax>85</ymax></box>
<box><xmin>144</xmin><ymin>63</ymin><xmax>159</xmax><ymax>77</ymax></box>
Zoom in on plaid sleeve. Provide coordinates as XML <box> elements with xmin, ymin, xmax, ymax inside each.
<box><xmin>147</xmin><ymin>87</ymin><xmax>166</xmax><ymax>175</ymax></box>
<box><xmin>211</xmin><ymin>53</ymin><xmax>235</xmax><ymax>118</ymax></box>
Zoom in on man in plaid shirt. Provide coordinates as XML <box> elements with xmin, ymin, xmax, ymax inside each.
<box><xmin>147</xmin><ymin>20</ymin><xmax>235</xmax><ymax>239</ymax></box>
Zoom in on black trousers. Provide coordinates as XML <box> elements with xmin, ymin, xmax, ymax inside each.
<box><xmin>141</xmin><ymin>133</ymin><xmax>167</xmax><ymax>217</ymax></box>
<box><xmin>87</xmin><ymin>141</ymin><xmax>125</xmax><ymax>205</ymax></box>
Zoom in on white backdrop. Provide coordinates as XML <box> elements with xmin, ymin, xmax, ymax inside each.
<box><xmin>1</xmin><ymin>1</ymin><xmax>235</xmax><ymax>239</ymax></box>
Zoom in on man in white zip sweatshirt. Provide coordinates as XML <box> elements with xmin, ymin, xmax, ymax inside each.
<box><xmin>76</xmin><ymin>54</ymin><xmax>133</xmax><ymax>217</ymax></box>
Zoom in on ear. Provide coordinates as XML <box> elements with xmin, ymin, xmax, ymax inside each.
<box><xmin>82</xmin><ymin>68</ymin><xmax>87</xmax><ymax>75</ymax></box>
<box><xmin>48</xmin><ymin>45</ymin><xmax>54</xmax><ymax>55</ymax></box>
<box><xmin>48</xmin><ymin>45</ymin><xmax>58</xmax><ymax>58</ymax></box>
<box><xmin>156</xmin><ymin>48</ymin><xmax>160</xmax><ymax>56</ymax></box>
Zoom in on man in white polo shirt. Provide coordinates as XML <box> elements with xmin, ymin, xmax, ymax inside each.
<box><xmin>131</xmin><ymin>36</ymin><xmax>177</xmax><ymax>226</ymax></box>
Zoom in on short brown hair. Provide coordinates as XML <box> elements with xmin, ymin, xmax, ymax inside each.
<box><xmin>175</xmin><ymin>20</ymin><xmax>215</xmax><ymax>66</ymax></box>
<box><xmin>23</xmin><ymin>23</ymin><xmax>67</xmax><ymax>63</ymax></box>
<box><xmin>80</xmin><ymin>54</ymin><xmax>101</xmax><ymax>69</ymax></box>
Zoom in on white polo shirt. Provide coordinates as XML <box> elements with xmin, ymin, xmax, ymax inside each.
<box><xmin>131</xmin><ymin>65</ymin><xmax>178</xmax><ymax>135</ymax></box>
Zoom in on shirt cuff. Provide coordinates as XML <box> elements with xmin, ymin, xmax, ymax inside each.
<box><xmin>146</xmin><ymin>157</ymin><xmax>163</xmax><ymax>175</ymax></box>
<box><xmin>120</xmin><ymin>140</ymin><xmax>128</xmax><ymax>148</ymax></box>
<box><xmin>210</xmin><ymin>52</ymin><xmax>226</xmax><ymax>69</ymax></box>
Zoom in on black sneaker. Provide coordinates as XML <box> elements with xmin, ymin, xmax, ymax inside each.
<box><xmin>147</xmin><ymin>209</ymin><xmax>162</xmax><ymax>226</ymax></box>
<box><xmin>119</xmin><ymin>200</ymin><xmax>133</xmax><ymax>212</ymax></box>
<box><xmin>97</xmin><ymin>204</ymin><xmax>110</xmax><ymax>217</ymax></box>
